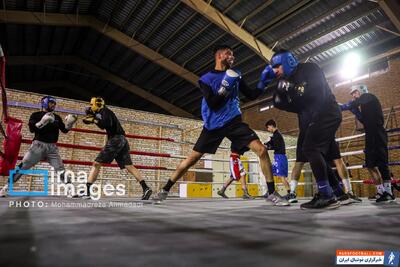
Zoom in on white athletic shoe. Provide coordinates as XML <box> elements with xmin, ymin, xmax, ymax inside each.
<box><xmin>0</xmin><ymin>184</ymin><xmax>9</xmax><ymax>197</ymax></box>
<box><xmin>266</xmin><ymin>191</ymin><xmax>290</xmax><ymax>206</ymax></box>
<box><xmin>153</xmin><ymin>189</ymin><xmax>169</xmax><ymax>201</ymax></box>
<box><xmin>66</xmin><ymin>190</ymin><xmax>79</xmax><ymax>199</ymax></box>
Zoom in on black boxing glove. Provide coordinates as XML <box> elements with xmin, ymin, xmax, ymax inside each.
<box><xmin>277</xmin><ymin>79</ymin><xmax>305</xmax><ymax>97</ymax></box>
<box><xmin>82</xmin><ymin>113</ymin><xmax>102</xmax><ymax>125</ymax></box>
<box><xmin>273</xmin><ymin>92</ymin><xmax>289</xmax><ymax>108</ymax></box>
<box><xmin>273</xmin><ymin>92</ymin><xmax>299</xmax><ymax>113</ymax></box>
<box><xmin>85</xmin><ymin>106</ymin><xmax>94</xmax><ymax>115</ymax></box>
<box><xmin>83</xmin><ymin>115</ymin><xmax>96</xmax><ymax>125</ymax></box>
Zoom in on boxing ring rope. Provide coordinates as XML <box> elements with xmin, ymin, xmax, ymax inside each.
<box><xmin>18</xmin><ymin>127</ymin><xmax>400</xmax><ymax>174</ymax></box>
<box><xmin>281</xmin><ymin>105</ymin><xmax>400</xmax><ymax>135</ymax></box>
<box><xmin>15</xmin><ymin>127</ymin><xmax>400</xmax><ymax>197</ymax></box>
<box><xmin>7</xmin><ymin>100</ymin><xmax>181</xmax><ymax>130</ymax></box>
<box><xmin>9</xmin><ymin>97</ymin><xmax>399</xmax><ymax>194</ymax></box>
<box><xmin>70</xmin><ymin>128</ymin><xmax>175</xmax><ymax>142</ymax></box>
<box><xmin>17</xmin><ymin>156</ymin><xmax>168</xmax><ymax>170</ymax></box>
<box><xmin>17</xmin><ymin>142</ymin><xmax>400</xmax><ymax>175</ymax></box>
<box><xmin>20</xmin><ymin>99</ymin><xmax>399</xmax><ymax>154</ymax></box>
<box><xmin>21</xmin><ymin>139</ymin><xmax>172</xmax><ymax>158</ymax></box>
<box><xmin>19</xmin><ymin>138</ymin><xmax>247</xmax><ymax>163</ymax></box>
<box><xmin>287</xmin><ymin>145</ymin><xmax>400</xmax><ymax>162</ymax></box>
<box><xmin>286</xmin><ymin>127</ymin><xmax>400</xmax><ymax>150</ymax></box>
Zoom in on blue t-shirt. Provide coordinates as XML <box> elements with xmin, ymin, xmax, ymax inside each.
<box><xmin>199</xmin><ymin>70</ymin><xmax>241</xmax><ymax>130</ymax></box>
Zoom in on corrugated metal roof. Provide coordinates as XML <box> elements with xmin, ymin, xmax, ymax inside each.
<box><xmin>264</xmin><ymin>0</ymin><xmax>350</xmax><ymax>46</ymax></box>
<box><xmin>284</xmin><ymin>3</ymin><xmax>380</xmax><ymax>53</ymax></box>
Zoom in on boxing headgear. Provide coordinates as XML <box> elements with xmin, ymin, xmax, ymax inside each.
<box><xmin>270</xmin><ymin>51</ymin><xmax>298</xmax><ymax>77</ymax></box>
<box><xmin>350</xmin><ymin>84</ymin><xmax>368</xmax><ymax>95</ymax></box>
<box><xmin>90</xmin><ymin>97</ymin><xmax>105</xmax><ymax>113</ymax></box>
<box><xmin>41</xmin><ymin>96</ymin><xmax>56</xmax><ymax>111</ymax></box>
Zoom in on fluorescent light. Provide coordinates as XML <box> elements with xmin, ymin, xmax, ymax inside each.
<box><xmin>340</xmin><ymin>53</ymin><xmax>361</xmax><ymax>79</ymax></box>
<box><xmin>259</xmin><ymin>105</ymin><xmax>274</xmax><ymax>112</ymax></box>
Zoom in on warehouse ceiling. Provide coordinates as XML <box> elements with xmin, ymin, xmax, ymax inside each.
<box><xmin>1</xmin><ymin>0</ymin><xmax>399</xmax><ymax>117</ymax></box>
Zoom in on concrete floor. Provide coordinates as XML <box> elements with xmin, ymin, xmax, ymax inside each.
<box><xmin>0</xmin><ymin>197</ymin><xmax>399</xmax><ymax>267</ymax></box>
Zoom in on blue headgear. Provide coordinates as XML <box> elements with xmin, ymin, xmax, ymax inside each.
<box><xmin>41</xmin><ymin>96</ymin><xmax>57</xmax><ymax>111</ymax></box>
<box><xmin>270</xmin><ymin>51</ymin><xmax>298</xmax><ymax>77</ymax></box>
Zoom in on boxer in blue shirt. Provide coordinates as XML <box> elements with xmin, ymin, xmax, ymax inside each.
<box><xmin>154</xmin><ymin>44</ymin><xmax>289</xmax><ymax>206</ymax></box>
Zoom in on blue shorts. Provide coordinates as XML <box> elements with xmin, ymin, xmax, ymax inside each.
<box><xmin>272</xmin><ymin>154</ymin><xmax>288</xmax><ymax>177</ymax></box>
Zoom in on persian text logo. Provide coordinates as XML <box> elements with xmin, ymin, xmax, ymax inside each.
<box><xmin>336</xmin><ymin>250</ymin><xmax>400</xmax><ymax>266</ymax></box>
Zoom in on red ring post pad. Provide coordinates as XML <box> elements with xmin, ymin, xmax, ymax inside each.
<box><xmin>70</xmin><ymin>128</ymin><xmax>175</xmax><ymax>142</ymax></box>
<box><xmin>21</xmin><ymin>139</ymin><xmax>171</xmax><ymax>158</ymax></box>
<box><xmin>363</xmin><ymin>179</ymin><xmax>400</xmax><ymax>184</ymax></box>
<box><xmin>17</xmin><ymin>156</ymin><xmax>167</xmax><ymax>170</ymax></box>
<box><xmin>0</xmin><ymin>117</ymin><xmax>23</xmax><ymax>175</ymax></box>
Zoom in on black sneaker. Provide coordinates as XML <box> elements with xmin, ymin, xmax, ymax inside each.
<box><xmin>300</xmin><ymin>194</ymin><xmax>340</xmax><ymax>210</ymax></box>
<box><xmin>307</xmin><ymin>193</ymin><xmax>321</xmax><ymax>205</ymax></box>
<box><xmin>287</xmin><ymin>192</ymin><xmax>298</xmax><ymax>203</ymax></box>
<box><xmin>217</xmin><ymin>190</ymin><xmax>229</xmax><ymax>199</ymax></box>
<box><xmin>242</xmin><ymin>191</ymin><xmax>255</xmax><ymax>199</ymax></box>
<box><xmin>141</xmin><ymin>188</ymin><xmax>152</xmax><ymax>200</ymax></box>
<box><xmin>376</xmin><ymin>192</ymin><xmax>396</xmax><ymax>203</ymax></box>
<box><xmin>347</xmin><ymin>192</ymin><xmax>362</xmax><ymax>203</ymax></box>
<box><xmin>337</xmin><ymin>193</ymin><xmax>352</xmax><ymax>205</ymax></box>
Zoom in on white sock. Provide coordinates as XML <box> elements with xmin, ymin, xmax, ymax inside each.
<box><xmin>383</xmin><ymin>182</ymin><xmax>392</xmax><ymax>195</ymax></box>
<box><xmin>376</xmin><ymin>184</ymin><xmax>384</xmax><ymax>195</ymax></box>
<box><xmin>290</xmin><ymin>180</ymin><xmax>298</xmax><ymax>194</ymax></box>
<box><xmin>342</xmin><ymin>178</ymin><xmax>353</xmax><ymax>194</ymax></box>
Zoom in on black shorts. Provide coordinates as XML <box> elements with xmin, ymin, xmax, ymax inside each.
<box><xmin>365</xmin><ymin>128</ymin><xmax>388</xmax><ymax>168</ymax></box>
<box><xmin>296</xmin><ymin>111</ymin><xmax>312</xmax><ymax>163</ymax></box>
<box><xmin>296</xmin><ymin>138</ymin><xmax>341</xmax><ymax>163</ymax></box>
<box><xmin>231</xmin><ymin>143</ymin><xmax>250</xmax><ymax>155</ymax></box>
<box><xmin>302</xmin><ymin>103</ymin><xmax>342</xmax><ymax>160</ymax></box>
<box><xmin>326</xmin><ymin>141</ymin><xmax>341</xmax><ymax>161</ymax></box>
<box><xmin>193</xmin><ymin>116</ymin><xmax>259</xmax><ymax>154</ymax></box>
<box><xmin>95</xmin><ymin>135</ymin><xmax>133</xmax><ymax>169</ymax></box>
<box><xmin>296</xmin><ymin>131</ymin><xmax>307</xmax><ymax>162</ymax></box>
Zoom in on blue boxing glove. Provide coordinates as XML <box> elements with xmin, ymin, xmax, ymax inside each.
<box><xmin>339</xmin><ymin>101</ymin><xmax>362</xmax><ymax>122</ymax></box>
<box><xmin>257</xmin><ymin>65</ymin><xmax>276</xmax><ymax>90</ymax></box>
<box><xmin>339</xmin><ymin>100</ymin><xmax>353</xmax><ymax>111</ymax></box>
<box><xmin>350</xmin><ymin>107</ymin><xmax>363</xmax><ymax>122</ymax></box>
<box><xmin>218</xmin><ymin>69</ymin><xmax>241</xmax><ymax>96</ymax></box>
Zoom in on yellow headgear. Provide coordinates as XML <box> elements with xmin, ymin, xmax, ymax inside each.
<box><xmin>90</xmin><ymin>97</ymin><xmax>105</xmax><ymax>112</ymax></box>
